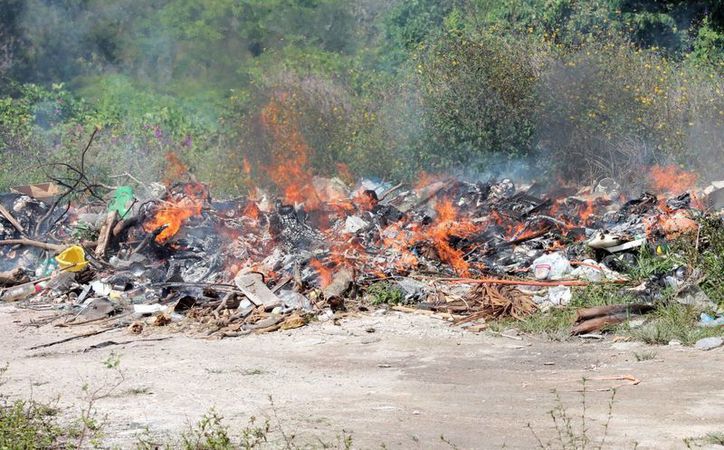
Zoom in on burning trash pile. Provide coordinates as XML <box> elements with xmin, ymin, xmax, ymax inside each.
<box><xmin>1</xmin><ymin>154</ymin><xmax>722</xmax><ymax>339</ymax></box>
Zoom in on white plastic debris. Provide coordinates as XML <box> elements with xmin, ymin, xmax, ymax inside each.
<box><xmin>533</xmin><ymin>286</ymin><xmax>572</xmax><ymax>311</ymax></box>
<box><xmin>91</xmin><ymin>280</ymin><xmax>113</xmax><ymax>297</ymax></box>
<box><xmin>570</xmin><ymin>259</ymin><xmax>623</xmax><ymax>282</ymax></box>
<box><xmin>605</xmin><ymin>238</ymin><xmax>646</xmax><ymax>253</ymax></box>
<box><xmin>344</xmin><ymin>215</ymin><xmax>369</xmax><ymax>234</ymax></box>
<box><xmin>531</xmin><ymin>252</ymin><xmax>572</xmax><ymax>280</ymax></box>
<box><xmin>133</xmin><ymin>304</ymin><xmax>168</xmax><ymax>314</ymax></box>
<box><xmin>587</xmin><ymin>230</ymin><xmax>625</xmax><ymax>249</ymax></box>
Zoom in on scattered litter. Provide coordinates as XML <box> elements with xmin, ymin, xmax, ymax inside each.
<box><xmin>698</xmin><ymin>313</ymin><xmax>724</xmax><ymax>328</ymax></box>
<box><xmin>531</xmin><ymin>252</ymin><xmax>571</xmax><ymax>280</ymax></box>
<box><xmin>533</xmin><ymin>286</ymin><xmax>572</xmax><ymax>311</ymax></box>
<box><xmin>0</xmin><ymin>153</ymin><xmax>719</xmax><ymax>341</ymax></box>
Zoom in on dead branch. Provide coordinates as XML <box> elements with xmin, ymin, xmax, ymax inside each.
<box><xmin>0</xmin><ymin>238</ymin><xmax>64</xmax><ymax>252</ymax></box>
<box><xmin>0</xmin><ymin>204</ymin><xmax>25</xmax><ymax>235</ymax></box>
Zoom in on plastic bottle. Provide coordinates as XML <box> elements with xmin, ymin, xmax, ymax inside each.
<box><xmin>531</xmin><ymin>252</ymin><xmax>572</xmax><ymax>280</ymax></box>
<box><xmin>1</xmin><ymin>283</ymin><xmax>36</xmax><ymax>302</ymax></box>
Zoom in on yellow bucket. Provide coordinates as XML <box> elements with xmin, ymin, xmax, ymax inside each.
<box><xmin>55</xmin><ymin>245</ymin><xmax>88</xmax><ymax>272</ymax></box>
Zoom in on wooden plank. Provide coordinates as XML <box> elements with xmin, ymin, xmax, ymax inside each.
<box><xmin>234</xmin><ymin>272</ymin><xmax>282</xmax><ymax>310</ymax></box>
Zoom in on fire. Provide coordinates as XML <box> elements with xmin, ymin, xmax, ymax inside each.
<box><xmin>309</xmin><ymin>258</ymin><xmax>333</xmax><ymax>288</ymax></box>
<box><xmin>419</xmin><ymin>198</ymin><xmax>479</xmax><ymax>276</ymax></box>
<box><xmin>144</xmin><ymin>155</ymin><xmax>207</xmax><ymax>243</ymax></box>
<box><xmin>649</xmin><ymin>164</ymin><xmax>697</xmax><ymax>194</ymax></box>
<box><xmin>260</xmin><ymin>95</ymin><xmax>321</xmax><ymax>209</ymax></box>
<box><xmin>242</xmin><ymin>201</ymin><xmax>261</xmax><ymax>221</ymax></box>
<box><xmin>144</xmin><ymin>194</ymin><xmax>203</xmax><ymax>243</ymax></box>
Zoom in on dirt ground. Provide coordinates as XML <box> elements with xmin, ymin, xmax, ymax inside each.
<box><xmin>1</xmin><ymin>304</ymin><xmax>722</xmax><ymax>449</ymax></box>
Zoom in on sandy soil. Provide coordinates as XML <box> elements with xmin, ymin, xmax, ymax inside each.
<box><xmin>1</xmin><ymin>304</ymin><xmax>722</xmax><ymax>449</ymax></box>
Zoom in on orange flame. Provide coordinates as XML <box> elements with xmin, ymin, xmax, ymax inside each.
<box><xmin>649</xmin><ymin>164</ymin><xmax>697</xmax><ymax>194</ymax></box>
<box><xmin>145</xmin><ymin>154</ymin><xmax>207</xmax><ymax>243</ymax></box>
<box><xmin>260</xmin><ymin>95</ymin><xmax>321</xmax><ymax>209</ymax></box>
<box><xmin>309</xmin><ymin>258</ymin><xmax>333</xmax><ymax>288</ymax></box>
<box><xmin>144</xmin><ymin>190</ymin><xmax>203</xmax><ymax>243</ymax></box>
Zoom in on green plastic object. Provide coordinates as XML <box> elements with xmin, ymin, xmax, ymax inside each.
<box><xmin>108</xmin><ymin>186</ymin><xmax>133</xmax><ymax>217</ymax></box>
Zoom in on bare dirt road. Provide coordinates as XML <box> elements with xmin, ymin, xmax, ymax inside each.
<box><xmin>2</xmin><ymin>304</ymin><xmax>722</xmax><ymax>449</ymax></box>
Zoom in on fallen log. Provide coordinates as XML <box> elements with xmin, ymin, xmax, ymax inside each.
<box><xmin>575</xmin><ymin>304</ymin><xmax>655</xmax><ymax>322</ymax></box>
<box><xmin>0</xmin><ymin>238</ymin><xmax>64</xmax><ymax>252</ymax></box>
<box><xmin>0</xmin><ymin>268</ymin><xmax>29</xmax><ymax>286</ymax></box>
<box><xmin>571</xmin><ymin>314</ymin><xmax>629</xmax><ymax>335</ymax></box>
<box><xmin>322</xmin><ymin>267</ymin><xmax>353</xmax><ymax>301</ymax></box>
<box><xmin>571</xmin><ymin>303</ymin><xmax>655</xmax><ymax>335</ymax></box>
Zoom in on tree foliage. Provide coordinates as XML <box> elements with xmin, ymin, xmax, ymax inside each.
<box><xmin>0</xmin><ymin>0</ymin><xmax>722</xmax><ymax>193</ymax></box>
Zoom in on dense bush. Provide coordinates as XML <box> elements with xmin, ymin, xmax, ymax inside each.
<box><xmin>0</xmin><ymin>0</ymin><xmax>721</xmax><ymax>195</ymax></box>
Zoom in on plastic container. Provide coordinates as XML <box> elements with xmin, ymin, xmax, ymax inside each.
<box><xmin>1</xmin><ymin>283</ymin><xmax>37</xmax><ymax>302</ymax></box>
<box><xmin>531</xmin><ymin>252</ymin><xmax>572</xmax><ymax>280</ymax></box>
<box><xmin>55</xmin><ymin>245</ymin><xmax>88</xmax><ymax>272</ymax></box>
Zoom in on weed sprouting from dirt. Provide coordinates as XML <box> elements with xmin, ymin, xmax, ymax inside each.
<box><xmin>684</xmin><ymin>431</ymin><xmax>724</xmax><ymax>448</ymax></box>
<box><xmin>74</xmin><ymin>351</ymin><xmax>127</xmax><ymax>447</ymax></box>
<box><xmin>134</xmin><ymin>396</ymin><xmax>355</xmax><ymax>449</ymax></box>
<box><xmin>633</xmin><ymin>351</ymin><xmax>657</xmax><ymax>362</ymax></box>
<box><xmin>0</xmin><ymin>354</ymin><xmax>128</xmax><ymax>449</ymax></box>
<box><xmin>528</xmin><ymin>379</ymin><xmax>623</xmax><ymax>449</ymax></box>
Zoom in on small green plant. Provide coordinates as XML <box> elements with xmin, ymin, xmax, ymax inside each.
<box><xmin>528</xmin><ymin>379</ymin><xmax>619</xmax><ymax>449</ymax></box>
<box><xmin>0</xmin><ymin>363</ymin><xmax>73</xmax><ymax>449</ymax></box>
<box><xmin>628</xmin><ymin>245</ymin><xmax>683</xmax><ymax>280</ymax></box>
<box><xmin>72</xmin><ymin>222</ymin><xmax>100</xmax><ymax>242</ymax></box>
<box><xmin>180</xmin><ymin>408</ymin><xmax>233</xmax><ymax>450</ymax></box>
<box><xmin>633</xmin><ymin>351</ymin><xmax>657</xmax><ymax>362</ymax></box>
<box><xmin>512</xmin><ymin>308</ymin><xmax>575</xmax><ymax>341</ymax></box>
<box><xmin>366</xmin><ymin>282</ymin><xmax>405</xmax><ymax>306</ymax></box>
<box><xmin>684</xmin><ymin>431</ymin><xmax>724</xmax><ymax>448</ymax></box>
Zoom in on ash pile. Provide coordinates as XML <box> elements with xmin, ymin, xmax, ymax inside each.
<box><xmin>1</xmin><ymin>161</ymin><xmax>722</xmax><ymax>339</ymax></box>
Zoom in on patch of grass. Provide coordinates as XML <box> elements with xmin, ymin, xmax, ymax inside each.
<box><xmin>366</xmin><ymin>282</ymin><xmax>405</xmax><ymax>306</ymax></box>
<box><xmin>495</xmin><ymin>285</ymin><xmax>633</xmax><ymax>341</ymax></box>
<box><xmin>684</xmin><ymin>431</ymin><xmax>724</xmax><ymax>448</ymax></box>
<box><xmin>0</xmin><ymin>399</ymin><xmax>67</xmax><ymax>449</ymax></box>
<box><xmin>507</xmin><ymin>308</ymin><xmax>576</xmax><ymax>341</ymax></box>
<box><xmin>673</xmin><ymin>215</ymin><xmax>724</xmax><ymax>306</ymax></box>
<box><xmin>633</xmin><ymin>351</ymin><xmax>657</xmax><ymax>361</ymax></box>
<box><xmin>0</xmin><ymin>363</ymin><xmax>76</xmax><ymax>449</ymax></box>
<box><xmin>135</xmin><ymin>405</ymin><xmax>355</xmax><ymax>450</ymax></box>
<box><xmin>622</xmin><ymin>302</ymin><xmax>722</xmax><ymax>346</ymax></box>
<box><xmin>570</xmin><ymin>285</ymin><xmax>637</xmax><ymax>308</ymax></box>
<box><xmin>628</xmin><ymin>245</ymin><xmax>683</xmax><ymax>280</ymax></box>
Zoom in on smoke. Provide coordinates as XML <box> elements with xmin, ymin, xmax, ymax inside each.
<box><xmin>1</xmin><ymin>0</ymin><xmax>721</xmax><ymax>197</ymax></box>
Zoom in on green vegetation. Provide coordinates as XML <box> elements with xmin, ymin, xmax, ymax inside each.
<box><xmin>1</xmin><ymin>1</ymin><xmax>722</xmax><ymax>195</ymax></box>
<box><xmin>625</xmin><ymin>302</ymin><xmax>721</xmax><ymax>345</ymax></box>
<box><xmin>528</xmin><ymin>380</ymin><xmax>619</xmax><ymax>449</ymax></box>
<box><xmin>366</xmin><ymin>281</ymin><xmax>405</xmax><ymax>305</ymax></box>
<box><xmin>684</xmin><ymin>431</ymin><xmax>724</xmax><ymax>448</ymax></box>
